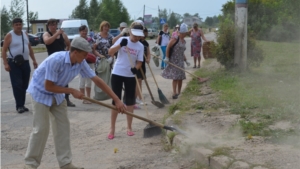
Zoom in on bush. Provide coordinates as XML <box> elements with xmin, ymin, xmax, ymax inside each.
<box><xmin>211</xmin><ymin>15</ymin><xmax>264</xmax><ymax>70</ymax></box>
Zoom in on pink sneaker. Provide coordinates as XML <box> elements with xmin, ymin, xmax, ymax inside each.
<box><xmin>134</xmin><ymin>104</ymin><xmax>140</xmax><ymax>109</ymax></box>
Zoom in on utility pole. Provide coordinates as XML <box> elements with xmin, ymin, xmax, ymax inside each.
<box><xmin>143</xmin><ymin>5</ymin><xmax>145</xmax><ymax>22</ymax></box>
<box><xmin>234</xmin><ymin>0</ymin><xmax>248</xmax><ymax>71</ymax></box>
<box><xmin>26</xmin><ymin>0</ymin><xmax>29</xmax><ymax>33</ymax></box>
<box><xmin>158</xmin><ymin>6</ymin><xmax>161</xmax><ymax>30</ymax></box>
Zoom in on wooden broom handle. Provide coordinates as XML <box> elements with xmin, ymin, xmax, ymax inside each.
<box><xmin>139</xmin><ymin>57</ymin><xmax>155</xmax><ymax>101</ymax></box>
<box><xmin>82</xmin><ymin>96</ymin><xmax>164</xmax><ymax>128</ymax></box>
<box><xmin>145</xmin><ymin>57</ymin><xmax>160</xmax><ymax>88</ymax></box>
<box><xmin>125</xmin><ymin>47</ymin><xmax>150</xmax><ymax>118</ymax></box>
<box><xmin>151</xmin><ymin>53</ymin><xmax>199</xmax><ymax>79</ymax></box>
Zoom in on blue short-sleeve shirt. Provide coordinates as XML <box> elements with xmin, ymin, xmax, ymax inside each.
<box><xmin>27</xmin><ymin>51</ymin><xmax>96</xmax><ymax>106</ymax></box>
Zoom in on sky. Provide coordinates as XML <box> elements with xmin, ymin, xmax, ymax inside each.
<box><xmin>1</xmin><ymin>0</ymin><xmax>230</xmax><ymax>20</ymax></box>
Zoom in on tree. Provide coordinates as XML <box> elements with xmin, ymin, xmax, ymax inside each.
<box><xmin>136</xmin><ymin>17</ymin><xmax>143</xmax><ymax>21</ymax></box>
<box><xmin>70</xmin><ymin>0</ymin><xmax>89</xmax><ymax>21</ymax></box>
<box><xmin>95</xmin><ymin>0</ymin><xmax>130</xmax><ymax>28</ymax></box>
<box><xmin>212</xmin><ymin>15</ymin><xmax>219</xmax><ymax>25</ymax></box>
<box><xmin>29</xmin><ymin>11</ymin><xmax>38</xmax><ymax>21</ymax></box>
<box><xmin>205</xmin><ymin>17</ymin><xmax>214</xmax><ymax>26</ymax></box>
<box><xmin>159</xmin><ymin>8</ymin><xmax>168</xmax><ymax>21</ymax></box>
<box><xmin>221</xmin><ymin>0</ymin><xmax>300</xmax><ymax>42</ymax></box>
<box><xmin>28</xmin><ymin>11</ymin><xmax>38</xmax><ymax>31</ymax></box>
<box><xmin>183</xmin><ymin>13</ymin><xmax>191</xmax><ymax>18</ymax></box>
<box><xmin>168</xmin><ymin>12</ymin><xmax>181</xmax><ymax>28</ymax></box>
<box><xmin>88</xmin><ymin>0</ymin><xmax>100</xmax><ymax>30</ymax></box>
<box><xmin>1</xmin><ymin>6</ymin><xmax>10</xmax><ymax>38</ymax></box>
<box><xmin>8</xmin><ymin>0</ymin><xmax>25</xmax><ymax>22</ymax></box>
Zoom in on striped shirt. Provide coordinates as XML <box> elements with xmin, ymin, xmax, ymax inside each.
<box><xmin>27</xmin><ymin>51</ymin><xmax>96</xmax><ymax>106</ymax></box>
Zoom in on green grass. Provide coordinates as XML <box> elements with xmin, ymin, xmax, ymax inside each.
<box><xmin>195</xmin><ymin>40</ymin><xmax>300</xmax><ymax>140</ymax></box>
<box><xmin>32</xmin><ymin>47</ymin><xmax>47</xmax><ymax>53</ymax></box>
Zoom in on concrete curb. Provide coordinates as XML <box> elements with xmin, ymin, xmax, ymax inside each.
<box><xmin>171</xmin><ymin>133</ymin><xmax>269</xmax><ymax>169</ymax></box>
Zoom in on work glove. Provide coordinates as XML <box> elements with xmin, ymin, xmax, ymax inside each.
<box><xmin>121</xmin><ymin>28</ymin><xmax>129</xmax><ymax>36</ymax></box>
<box><xmin>130</xmin><ymin>67</ymin><xmax>138</xmax><ymax>74</ymax></box>
<box><xmin>164</xmin><ymin>57</ymin><xmax>169</xmax><ymax>64</ymax></box>
<box><xmin>120</xmin><ymin>38</ymin><xmax>128</xmax><ymax>47</ymax></box>
<box><xmin>185</xmin><ymin>61</ymin><xmax>191</xmax><ymax>67</ymax></box>
<box><xmin>107</xmin><ymin>57</ymin><xmax>113</xmax><ymax>64</ymax></box>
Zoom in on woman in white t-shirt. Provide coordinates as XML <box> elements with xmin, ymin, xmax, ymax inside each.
<box><xmin>107</xmin><ymin>22</ymin><xmax>144</xmax><ymax>140</ymax></box>
<box><xmin>156</xmin><ymin>23</ymin><xmax>170</xmax><ymax>69</ymax></box>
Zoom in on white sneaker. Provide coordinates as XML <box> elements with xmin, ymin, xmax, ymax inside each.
<box><xmin>185</xmin><ymin>61</ymin><xmax>191</xmax><ymax>67</ymax></box>
<box><xmin>24</xmin><ymin>165</ymin><xmax>37</xmax><ymax>169</ymax></box>
<box><xmin>136</xmin><ymin>98</ymin><xmax>147</xmax><ymax>105</ymax></box>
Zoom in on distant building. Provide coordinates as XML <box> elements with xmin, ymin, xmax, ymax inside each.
<box><xmin>183</xmin><ymin>16</ymin><xmax>202</xmax><ymax>27</ymax></box>
<box><xmin>30</xmin><ymin>19</ymin><xmax>69</xmax><ymax>34</ymax></box>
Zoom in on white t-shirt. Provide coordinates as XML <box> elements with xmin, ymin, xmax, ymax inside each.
<box><xmin>159</xmin><ymin>31</ymin><xmax>170</xmax><ymax>46</ymax></box>
<box><xmin>112</xmin><ymin>37</ymin><xmax>144</xmax><ymax>77</ymax></box>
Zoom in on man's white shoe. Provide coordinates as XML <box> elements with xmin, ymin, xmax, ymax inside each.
<box><xmin>60</xmin><ymin>163</ymin><xmax>84</xmax><ymax>169</ymax></box>
<box><xmin>24</xmin><ymin>165</ymin><xmax>37</xmax><ymax>169</ymax></box>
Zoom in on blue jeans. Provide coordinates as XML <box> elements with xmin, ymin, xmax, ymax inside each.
<box><xmin>8</xmin><ymin>59</ymin><xmax>31</xmax><ymax>110</ymax></box>
<box><xmin>160</xmin><ymin>46</ymin><xmax>167</xmax><ymax>68</ymax></box>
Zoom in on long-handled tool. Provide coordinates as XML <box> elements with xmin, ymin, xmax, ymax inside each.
<box><xmin>151</xmin><ymin>54</ymin><xmax>209</xmax><ymax>83</ymax></box>
<box><xmin>82</xmin><ymin>96</ymin><xmax>186</xmax><ymax>137</ymax></box>
<box><xmin>145</xmin><ymin>58</ymin><xmax>170</xmax><ymax>104</ymax></box>
<box><xmin>139</xmin><ymin>63</ymin><xmax>164</xmax><ymax>108</ymax></box>
<box><xmin>125</xmin><ymin>47</ymin><xmax>162</xmax><ymax>137</ymax></box>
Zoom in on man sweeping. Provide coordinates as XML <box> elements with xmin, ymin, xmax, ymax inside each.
<box><xmin>24</xmin><ymin>37</ymin><xmax>126</xmax><ymax>169</ymax></box>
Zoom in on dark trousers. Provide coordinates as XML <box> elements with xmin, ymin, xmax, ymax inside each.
<box><xmin>8</xmin><ymin>60</ymin><xmax>31</xmax><ymax>110</ymax></box>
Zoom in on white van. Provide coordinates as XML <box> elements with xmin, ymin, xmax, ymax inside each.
<box><xmin>61</xmin><ymin>19</ymin><xmax>89</xmax><ymax>42</ymax></box>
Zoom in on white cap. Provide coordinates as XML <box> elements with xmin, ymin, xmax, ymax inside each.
<box><xmin>179</xmin><ymin>23</ymin><xmax>188</xmax><ymax>33</ymax></box>
<box><xmin>131</xmin><ymin>24</ymin><xmax>144</xmax><ymax>37</ymax></box>
<box><xmin>134</xmin><ymin>20</ymin><xmax>144</xmax><ymax>27</ymax></box>
<box><xmin>175</xmin><ymin>24</ymin><xmax>179</xmax><ymax>28</ymax></box>
<box><xmin>120</xmin><ymin>22</ymin><xmax>127</xmax><ymax>28</ymax></box>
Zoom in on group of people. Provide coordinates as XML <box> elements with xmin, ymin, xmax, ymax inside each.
<box><xmin>1</xmin><ymin>17</ymin><xmax>208</xmax><ymax>169</ymax></box>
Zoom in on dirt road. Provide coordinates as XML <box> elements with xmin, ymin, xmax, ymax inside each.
<box><xmin>1</xmin><ymin>33</ymin><xmax>217</xmax><ymax>169</ymax></box>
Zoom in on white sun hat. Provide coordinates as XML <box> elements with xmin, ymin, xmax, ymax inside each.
<box><xmin>131</xmin><ymin>24</ymin><xmax>144</xmax><ymax>37</ymax></box>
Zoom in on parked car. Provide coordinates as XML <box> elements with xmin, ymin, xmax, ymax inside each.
<box><xmin>34</xmin><ymin>32</ymin><xmax>43</xmax><ymax>37</ymax></box>
<box><xmin>147</xmin><ymin>28</ymin><xmax>158</xmax><ymax>39</ymax></box>
<box><xmin>34</xmin><ymin>32</ymin><xmax>44</xmax><ymax>44</ymax></box>
<box><xmin>1</xmin><ymin>34</ymin><xmax>40</xmax><ymax>47</ymax></box>
<box><xmin>28</xmin><ymin>34</ymin><xmax>40</xmax><ymax>46</ymax></box>
<box><xmin>61</xmin><ymin>19</ymin><xmax>89</xmax><ymax>42</ymax></box>
<box><xmin>109</xmin><ymin>29</ymin><xmax>121</xmax><ymax>37</ymax></box>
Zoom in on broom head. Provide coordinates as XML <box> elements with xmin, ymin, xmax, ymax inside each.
<box><xmin>158</xmin><ymin>88</ymin><xmax>170</xmax><ymax>104</ymax></box>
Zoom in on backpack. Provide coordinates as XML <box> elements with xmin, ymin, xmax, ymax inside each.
<box><xmin>168</xmin><ymin>37</ymin><xmax>179</xmax><ymax>58</ymax></box>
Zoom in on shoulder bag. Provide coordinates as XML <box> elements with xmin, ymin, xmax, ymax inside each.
<box><xmin>8</xmin><ymin>31</ymin><xmax>25</xmax><ymax>66</ymax></box>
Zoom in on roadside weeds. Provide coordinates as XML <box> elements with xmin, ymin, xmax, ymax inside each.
<box><xmin>160</xmin><ymin>40</ymin><xmax>300</xmax><ymax>169</ymax></box>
